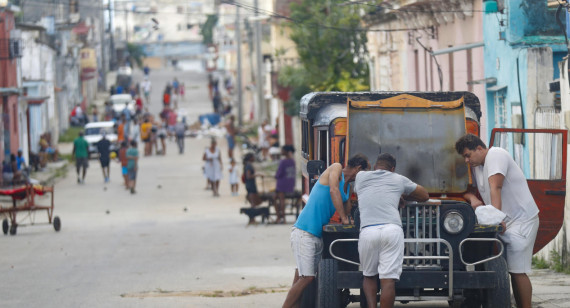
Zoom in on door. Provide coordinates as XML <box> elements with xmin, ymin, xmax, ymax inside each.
<box><xmin>490</xmin><ymin>128</ymin><xmax>567</xmax><ymax>253</ymax></box>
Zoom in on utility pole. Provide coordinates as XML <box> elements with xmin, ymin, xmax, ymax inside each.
<box><xmin>236</xmin><ymin>5</ymin><xmax>243</xmax><ymax>127</ymax></box>
<box><xmin>100</xmin><ymin>0</ymin><xmax>107</xmax><ymax>89</ymax></box>
<box><xmin>108</xmin><ymin>0</ymin><xmax>115</xmax><ymax>70</ymax></box>
<box><xmin>124</xmin><ymin>2</ymin><xmax>129</xmax><ymax>42</ymax></box>
<box><xmin>254</xmin><ymin>0</ymin><xmax>265</xmax><ymax>121</ymax></box>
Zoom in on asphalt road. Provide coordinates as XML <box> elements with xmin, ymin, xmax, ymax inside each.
<box><xmin>1</xmin><ymin>68</ymin><xmax>570</xmax><ymax>307</ymax></box>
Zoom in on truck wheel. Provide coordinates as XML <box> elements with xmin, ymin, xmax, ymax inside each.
<box><xmin>483</xmin><ymin>257</ymin><xmax>510</xmax><ymax>308</ymax></box>
<box><xmin>317</xmin><ymin>259</ymin><xmax>340</xmax><ymax>308</ymax></box>
<box><xmin>300</xmin><ymin>278</ymin><xmax>316</xmax><ymax>308</ymax></box>
<box><xmin>2</xmin><ymin>219</ymin><xmax>8</xmax><ymax>235</ymax></box>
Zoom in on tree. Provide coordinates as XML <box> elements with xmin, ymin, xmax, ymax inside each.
<box><xmin>284</xmin><ymin>0</ymin><xmax>370</xmax><ymax>92</ymax></box>
<box><xmin>200</xmin><ymin>15</ymin><xmax>219</xmax><ymax>45</ymax></box>
<box><xmin>126</xmin><ymin>43</ymin><xmax>146</xmax><ymax>68</ymax></box>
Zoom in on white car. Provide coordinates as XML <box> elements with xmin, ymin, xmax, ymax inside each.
<box><xmin>84</xmin><ymin>121</ymin><xmax>118</xmax><ymax>157</ymax></box>
<box><xmin>110</xmin><ymin>94</ymin><xmax>135</xmax><ymax>117</ymax></box>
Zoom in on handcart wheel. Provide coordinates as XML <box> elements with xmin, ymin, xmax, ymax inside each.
<box><xmin>53</xmin><ymin>216</ymin><xmax>61</xmax><ymax>232</ymax></box>
<box><xmin>9</xmin><ymin>223</ymin><xmax>17</xmax><ymax>236</ymax></box>
<box><xmin>2</xmin><ymin>219</ymin><xmax>8</xmax><ymax>235</ymax></box>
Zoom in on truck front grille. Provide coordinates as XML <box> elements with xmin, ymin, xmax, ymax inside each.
<box><xmin>400</xmin><ymin>203</ymin><xmax>441</xmax><ymax>269</ymax></box>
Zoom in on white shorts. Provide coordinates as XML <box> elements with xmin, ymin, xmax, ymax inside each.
<box><xmin>358</xmin><ymin>224</ymin><xmax>404</xmax><ymax>280</ymax></box>
<box><xmin>499</xmin><ymin>215</ymin><xmax>539</xmax><ymax>274</ymax></box>
<box><xmin>290</xmin><ymin>227</ymin><xmax>323</xmax><ymax>277</ymax></box>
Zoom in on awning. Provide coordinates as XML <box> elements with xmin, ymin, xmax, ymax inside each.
<box><xmin>0</xmin><ymin>87</ymin><xmax>22</xmax><ymax>95</ymax></box>
<box><xmin>432</xmin><ymin>42</ymin><xmax>484</xmax><ymax>56</ymax></box>
<box><xmin>487</xmin><ymin>85</ymin><xmax>507</xmax><ymax>92</ymax></box>
<box><xmin>467</xmin><ymin>77</ymin><xmax>497</xmax><ymax>85</ymax></box>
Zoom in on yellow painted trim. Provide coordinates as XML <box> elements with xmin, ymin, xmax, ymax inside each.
<box><xmin>349</xmin><ymin>94</ymin><xmax>464</xmax><ymax>109</ymax></box>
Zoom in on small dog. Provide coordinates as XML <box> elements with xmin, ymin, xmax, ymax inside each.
<box><xmin>240</xmin><ymin>207</ymin><xmax>270</xmax><ymax>224</ymax></box>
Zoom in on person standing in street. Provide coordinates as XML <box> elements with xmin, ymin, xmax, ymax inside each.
<box><xmin>140</xmin><ymin>117</ymin><xmax>152</xmax><ymax>156</ymax></box>
<box><xmin>96</xmin><ymin>131</ymin><xmax>112</xmax><ymax>183</ymax></box>
<box><xmin>274</xmin><ymin>145</ymin><xmax>296</xmax><ymax>224</ymax></box>
<box><xmin>126</xmin><ymin>140</ymin><xmax>139</xmax><ymax>194</ymax></box>
<box><xmin>118</xmin><ymin>141</ymin><xmax>129</xmax><ymax>188</ymax></box>
<box><xmin>174</xmin><ymin>118</ymin><xmax>186</xmax><ymax>154</ymax></box>
<box><xmin>258</xmin><ymin>119</ymin><xmax>272</xmax><ymax>161</ymax></box>
<box><xmin>228</xmin><ymin>158</ymin><xmax>239</xmax><ymax>196</ymax></box>
<box><xmin>203</xmin><ymin>138</ymin><xmax>223</xmax><ymax>197</ymax></box>
<box><xmin>283</xmin><ymin>154</ymin><xmax>369</xmax><ymax>308</ymax></box>
<box><xmin>224</xmin><ymin>115</ymin><xmax>237</xmax><ymax>159</ymax></box>
<box><xmin>72</xmin><ymin>131</ymin><xmax>89</xmax><ymax>184</ymax></box>
<box><xmin>455</xmin><ymin>134</ymin><xmax>539</xmax><ymax>308</ymax></box>
<box><xmin>355</xmin><ymin>153</ymin><xmax>429</xmax><ymax>308</ymax></box>
<box><xmin>117</xmin><ymin>115</ymin><xmax>126</xmax><ymax>144</ymax></box>
<box><xmin>141</xmin><ymin>77</ymin><xmax>151</xmax><ymax>104</ymax></box>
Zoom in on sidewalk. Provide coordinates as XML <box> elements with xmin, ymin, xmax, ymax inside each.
<box><xmin>29</xmin><ymin>160</ymin><xmax>68</xmax><ymax>186</ymax></box>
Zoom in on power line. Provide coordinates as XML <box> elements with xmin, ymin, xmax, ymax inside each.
<box><xmin>223</xmin><ymin>0</ymin><xmax>426</xmax><ymax>33</ymax></box>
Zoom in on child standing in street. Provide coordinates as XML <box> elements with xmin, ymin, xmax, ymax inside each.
<box><xmin>229</xmin><ymin>158</ymin><xmax>239</xmax><ymax>196</ymax></box>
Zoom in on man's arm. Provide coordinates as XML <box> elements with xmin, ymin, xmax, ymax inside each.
<box><xmin>328</xmin><ymin>164</ymin><xmax>349</xmax><ymax>225</ymax></box>
<box><xmin>404</xmin><ymin>185</ymin><xmax>429</xmax><ymax>202</ymax></box>
<box><xmin>463</xmin><ymin>185</ymin><xmax>484</xmax><ymax>208</ymax></box>
<box><xmin>71</xmin><ymin>143</ymin><xmax>76</xmax><ymax>160</ymax></box>
<box><xmin>488</xmin><ymin>173</ymin><xmax>504</xmax><ymax>211</ymax></box>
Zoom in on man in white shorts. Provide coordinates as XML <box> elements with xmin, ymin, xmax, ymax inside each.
<box><xmin>282</xmin><ymin>154</ymin><xmax>369</xmax><ymax>308</ymax></box>
<box><xmin>455</xmin><ymin>134</ymin><xmax>539</xmax><ymax>308</ymax></box>
<box><xmin>355</xmin><ymin>153</ymin><xmax>429</xmax><ymax>308</ymax></box>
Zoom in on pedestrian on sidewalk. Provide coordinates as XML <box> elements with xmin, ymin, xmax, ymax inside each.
<box><xmin>118</xmin><ymin>141</ymin><xmax>129</xmax><ymax>188</ymax></box>
<box><xmin>282</xmin><ymin>154</ymin><xmax>369</xmax><ymax>308</ymax></box>
<box><xmin>126</xmin><ymin>140</ymin><xmax>139</xmax><ymax>194</ymax></box>
<box><xmin>229</xmin><ymin>158</ymin><xmax>239</xmax><ymax>196</ymax></box>
<box><xmin>141</xmin><ymin>77</ymin><xmax>151</xmax><ymax>105</ymax></box>
<box><xmin>96</xmin><ymin>131</ymin><xmax>111</xmax><ymax>183</ymax></box>
<box><xmin>72</xmin><ymin>131</ymin><xmax>90</xmax><ymax>184</ymax></box>
<box><xmin>174</xmin><ymin>118</ymin><xmax>186</xmax><ymax>154</ymax></box>
<box><xmin>91</xmin><ymin>105</ymin><xmax>98</xmax><ymax>122</ymax></box>
<box><xmin>258</xmin><ymin>119</ymin><xmax>272</xmax><ymax>161</ymax></box>
<box><xmin>274</xmin><ymin>145</ymin><xmax>296</xmax><ymax>224</ymax></box>
<box><xmin>203</xmin><ymin>138</ymin><xmax>223</xmax><ymax>197</ymax></box>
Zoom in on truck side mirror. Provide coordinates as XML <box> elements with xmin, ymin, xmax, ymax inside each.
<box><xmin>307</xmin><ymin>160</ymin><xmax>326</xmax><ymax>192</ymax></box>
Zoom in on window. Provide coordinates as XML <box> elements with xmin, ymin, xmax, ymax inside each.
<box><xmin>317</xmin><ymin>129</ymin><xmax>328</xmax><ymax>165</ymax></box>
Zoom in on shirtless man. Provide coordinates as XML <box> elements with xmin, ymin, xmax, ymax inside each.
<box><xmin>283</xmin><ymin>154</ymin><xmax>369</xmax><ymax>308</ymax></box>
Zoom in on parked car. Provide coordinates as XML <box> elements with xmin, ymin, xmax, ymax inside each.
<box><xmin>298</xmin><ymin>91</ymin><xmax>567</xmax><ymax>308</ymax></box>
<box><xmin>109</xmin><ymin>94</ymin><xmax>135</xmax><ymax>118</ymax></box>
<box><xmin>116</xmin><ymin>66</ymin><xmax>132</xmax><ymax>90</ymax></box>
<box><xmin>84</xmin><ymin>121</ymin><xmax>118</xmax><ymax>158</ymax></box>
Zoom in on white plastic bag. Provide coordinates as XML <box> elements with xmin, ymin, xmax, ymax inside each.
<box><xmin>475</xmin><ymin>205</ymin><xmax>506</xmax><ymax>225</ymax></box>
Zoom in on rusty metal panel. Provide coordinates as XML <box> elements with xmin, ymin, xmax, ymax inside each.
<box><xmin>347</xmin><ymin>96</ymin><xmax>468</xmax><ymax>193</ymax></box>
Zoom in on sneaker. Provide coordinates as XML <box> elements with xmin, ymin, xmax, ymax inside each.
<box><xmin>130</xmin><ymin>188</ymin><xmax>136</xmax><ymax>194</ymax></box>
<box><xmin>105</xmin><ymin>177</ymin><xmax>109</xmax><ymax>183</ymax></box>
<box><xmin>77</xmin><ymin>178</ymin><xmax>80</xmax><ymax>184</ymax></box>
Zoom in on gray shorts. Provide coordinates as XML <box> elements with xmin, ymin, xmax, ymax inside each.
<box><xmin>128</xmin><ymin>169</ymin><xmax>137</xmax><ymax>180</ymax></box>
<box><xmin>290</xmin><ymin>227</ymin><xmax>323</xmax><ymax>277</ymax></box>
<box><xmin>76</xmin><ymin>157</ymin><xmax>89</xmax><ymax>169</ymax></box>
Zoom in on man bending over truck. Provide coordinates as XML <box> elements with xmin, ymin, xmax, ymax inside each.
<box><xmin>355</xmin><ymin>153</ymin><xmax>429</xmax><ymax>308</ymax></box>
<box><xmin>282</xmin><ymin>154</ymin><xmax>369</xmax><ymax>308</ymax></box>
<box><xmin>455</xmin><ymin>134</ymin><xmax>539</xmax><ymax>308</ymax></box>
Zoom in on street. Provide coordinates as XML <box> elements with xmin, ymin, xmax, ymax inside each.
<box><xmin>1</xmin><ymin>68</ymin><xmax>570</xmax><ymax>308</ymax></box>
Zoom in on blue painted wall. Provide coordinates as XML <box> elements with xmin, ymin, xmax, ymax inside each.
<box><xmin>483</xmin><ymin>0</ymin><xmax>566</xmax><ymax>141</ymax></box>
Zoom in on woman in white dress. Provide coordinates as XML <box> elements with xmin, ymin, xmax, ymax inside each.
<box><xmin>203</xmin><ymin>138</ymin><xmax>223</xmax><ymax>197</ymax></box>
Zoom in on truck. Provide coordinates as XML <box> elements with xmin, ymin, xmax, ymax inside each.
<box><xmin>298</xmin><ymin>91</ymin><xmax>567</xmax><ymax>307</ymax></box>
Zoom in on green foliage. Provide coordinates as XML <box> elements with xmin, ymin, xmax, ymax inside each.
<box><xmin>58</xmin><ymin>126</ymin><xmax>82</xmax><ymax>143</ymax></box>
<box><xmin>287</xmin><ymin>0</ymin><xmax>370</xmax><ymax>92</ymax></box>
<box><xmin>532</xmin><ymin>256</ymin><xmax>550</xmax><ymax>269</ymax></box>
<box><xmin>126</xmin><ymin>43</ymin><xmax>146</xmax><ymax>68</ymax></box>
<box><xmin>201</xmin><ymin>15</ymin><xmax>219</xmax><ymax>45</ymax></box>
<box><xmin>550</xmin><ymin>249</ymin><xmax>570</xmax><ymax>274</ymax></box>
<box><xmin>278</xmin><ymin>66</ymin><xmax>311</xmax><ymax>116</ymax></box>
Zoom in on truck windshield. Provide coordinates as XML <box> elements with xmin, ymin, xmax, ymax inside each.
<box><xmin>347</xmin><ymin>97</ymin><xmax>469</xmax><ymax>194</ymax></box>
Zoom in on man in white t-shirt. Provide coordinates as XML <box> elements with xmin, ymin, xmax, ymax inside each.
<box><xmin>355</xmin><ymin>153</ymin><xmax>429</xmax><ymax>308</ymax></box>
<box><xmin>455</xmin><ymin>134</ymin><xmax>539</xmax><ymax>308</ymax></box>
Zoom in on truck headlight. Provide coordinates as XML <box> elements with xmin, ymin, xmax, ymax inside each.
<box><xmin>443</xmin><ymin>211</ymin><xmax>464</xmax><ymax>234</ymax></box>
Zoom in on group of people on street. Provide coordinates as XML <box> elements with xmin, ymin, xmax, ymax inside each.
<box><xmin>283</xmin><ymin>133</ymin><xmax>540</xmax><ymax>308</ymax></box>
